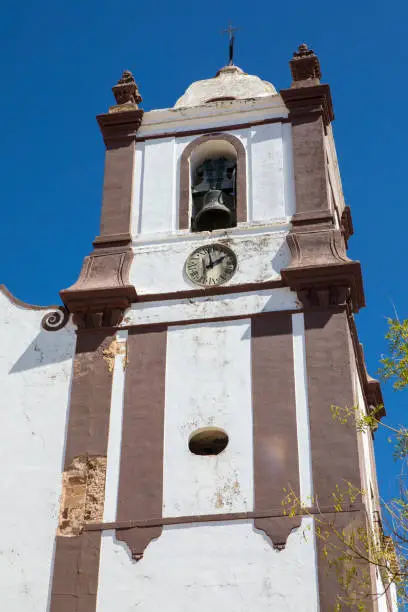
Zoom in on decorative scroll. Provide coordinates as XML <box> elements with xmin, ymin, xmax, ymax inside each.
<box><xmin>41</xmin><ymin>307</ymin><xmax>69</xmax><ymax>331</ymax></box>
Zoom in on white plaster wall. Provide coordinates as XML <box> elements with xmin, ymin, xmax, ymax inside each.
<box><xmin>292</xmin><ymin>313</ymin><xmax>314</xmax><ymax>506</ymax></box>
<box><xmin>103</xmin><ymin>330</ymin><xmax>128</xmax><ymax>524</ymax></box>
<box><xmin>97</xmin><ymin>518</ymin><xmax>320</xmax><ymax>612</ymax></box>
<box><xmin>282</xmin><ymin>122</ymin><xmax>296</xmax><ymax>218</ymax></box>
<box><xmin>163</xmin><ymin>319</ymin><xmax>253</xmax><ymax>517</ymax></box>
<box><xmin>390</xmin><ymin>581</ymin><xmax>399</xmax><ymax>610</ymax></box>
<box><xmin>122</xmin><ymin>287</ymin><xmax>298</xmax><ymax>328</ymax></box>
<box><xmin>131</xmin><ymin>117</ymin><xmax>295</xmax><ymax>239</ymax></box>
<box><xmin>251</xmin><ymin>123</ymin><xmax>286</xmax><ymax>222</ymax></box>
<box><xmin>0</xmin><ymin>290</ymin><xmax>76</xmax><ymax>611</ymax></box>
<box><xmin>129</xmin><ymin>228</ymin><xmax>291</xmax><ymax>295</ymax></box>
<box><xmin>130</xmin><ymin>141</ymin><xmax>144</xmax><ymax>235</ymax></box>
<box><xmin>139</xmin><ymin>137</ymin><xmax>176</xmax><ymax>235</ymax></box>
<box><xmin>376</xmin><ymin>572</ymin><xmax>391</xmax><ymax>612</ymax></box>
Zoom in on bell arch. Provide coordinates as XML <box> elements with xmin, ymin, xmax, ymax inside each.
<box><xmin>179</xmin><ymin>133</ymin><xmax>247</xmax><ymax>230</ymax></box>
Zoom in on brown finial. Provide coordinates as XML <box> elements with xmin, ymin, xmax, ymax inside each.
<box><xmin>289</xmin><ymin>43</ymin><xmax>322</xmax><ymax>88</ymax></box>
<box><xmin>111</xmin><ymin>70</ymin><xmax>142</xmax><ymax>109</ymax></box>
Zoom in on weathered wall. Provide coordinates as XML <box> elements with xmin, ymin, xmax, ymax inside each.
<box><xmin>122</xmin><ymin>287</ymin><xmax>299</xmax><ymax>327</ymax></box>
<box><xmin>0</xmin><ymin>289</ymin><xmax>75</xmax><ymax>611</ymax></box>
<box><xmin>131</xmin><ymin>123</ymin><xmax>295</xmax><ymax>237</ymax></box>
<box><xmin>97</xmin><ymin>519</ymin><xmax>320</xmax><ymax>612</ymax></box>
<box><xmin>163</xmin><ymin>319</ymin><xmax>253</xmax><ymax>516</ymax></box>
<box><xmin>129</xmin><ymin>230</ymin><xmax>291</xmax><ymax>296</ymax></box>
<box><xmin>128</xmin><ymin>117</ymin><xmax>296</xmax><ymax>296</ymax></box>
<box><xmin>96</xmin><ymin>288</ymin><xmax>320</xmax><ymax>610</ymax></box>
<box><xmin>130</xmin><ymin>118</ymin><xmax>295</xmax><ymax>295</ymax></box>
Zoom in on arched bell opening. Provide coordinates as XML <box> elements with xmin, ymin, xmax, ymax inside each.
<box><xmin>190</xmin><ymin>140</ymin><xmax>237</xmax><ymax>233</ymax></box>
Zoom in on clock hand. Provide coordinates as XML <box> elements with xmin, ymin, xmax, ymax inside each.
<box><xmin>205</xmin><ymin>251</ymin><xmax>215</xmax><ymax>269</ymax></box>
<box><xmin>212</xmin><ymin>255</ymin><xmax>226</xmax><ymax>266</ymax></box>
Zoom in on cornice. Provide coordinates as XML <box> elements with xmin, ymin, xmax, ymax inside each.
<box><xmin>136</xmin><ymin>95</ymin><xmax>288</xmax><ymax>140</ymax></box>
<box><xmin>60</xmin><ymin>244</ymin><xmax>137</xmax><ymax>329</ymax></box>
<box><xmin>97</xmin><ymin>108</ymin><xmax>144</xmax><ymax>145</ymax></box>
<box><xmin>282</xmin><ymin>261</ymin><xmax>365</xmax><ymax>313</ymax></box>
<box><xmin>282</xmin><ymin>223</ymin><xmax>365</xmax><ymax>313</ymax></box>
<box><xmin>280</xmin><ymin>84</ymin><xmax>334</xmax><ymax>126</ymax></box>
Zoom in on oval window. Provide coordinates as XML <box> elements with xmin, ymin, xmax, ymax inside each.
<box><xmin>188</xmin><ymin>427</ymin><xmax>229</xmax><ymax>456</ymax></box>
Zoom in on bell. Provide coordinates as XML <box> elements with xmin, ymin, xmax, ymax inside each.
<box><xmin>194</xmin><ymin>189</ymin><xmax>233</xmax><ymax>232</ymax></box>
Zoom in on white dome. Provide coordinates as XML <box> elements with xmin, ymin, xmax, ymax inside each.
<box><xmin>174</xmin><ymin>65</ymin><xmax>277</xmax><ymax>108</ymax></box>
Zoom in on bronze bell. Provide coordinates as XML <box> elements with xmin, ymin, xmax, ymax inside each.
<box><xmin>194</xmin><ymin>189</ymin><xmax>233</xmax><ymax>231</ymax></box>
<box><xmin>192</xmin><ymin>157</ymin><xmax>236</xmax><ymax>232</ymax></box>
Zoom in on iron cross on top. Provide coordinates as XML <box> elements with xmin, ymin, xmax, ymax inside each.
<box><xmin>222</xmin><ymin>24</ymin><xmax>239</xmax><ymax>66</ymax></box>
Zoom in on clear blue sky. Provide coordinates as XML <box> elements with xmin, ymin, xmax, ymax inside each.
<box><xmin>0</xmin><ymin>1</ymin><xmax>406</xmax><ymax>510</ymax></box>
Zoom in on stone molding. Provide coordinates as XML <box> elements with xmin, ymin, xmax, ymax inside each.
<box><xmin>97</xmin><ymin>109</ymin><xmax>144</xmax><ymax>145</ymax></box>
<box><xmin>281</xmin><ymin>83</ymin><xmax>334</xmax><ymax>127</ymax></box>
<box><xmin>255</xmin><ymin>517</ymin><xmax>302</xmax><ymax>550</ymax></box>
<box><xmin>60</xmin><ymin>246</ymin><xmax>136</xmax><ymax>329</ymax></box>
<box><xmin>282</xmin><ymin>225</ymin><xmax>365</xmax><ymax>312</ymax></box>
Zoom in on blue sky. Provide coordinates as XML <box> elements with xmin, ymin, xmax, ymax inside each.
<box><xmin>0</xmin><ymin>0</ymin><xmax>407</xmax><ymax>508</ymax></box>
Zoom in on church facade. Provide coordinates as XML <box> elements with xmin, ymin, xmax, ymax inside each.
<box><xmin>0</xmin><ymin>45</ymin><xmax>397</xmax><ymax>611</ymax></box>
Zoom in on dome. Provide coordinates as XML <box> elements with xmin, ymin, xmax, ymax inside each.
<box><xmin>174</xmin><ymin>65</ymin><xmax>277</xmax><ymax>108</ymax></box>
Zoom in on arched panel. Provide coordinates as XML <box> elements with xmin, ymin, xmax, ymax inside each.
<box><xmin>179</xmin><ymin>133</ymin><xmax>247</xmax><ymax>230</ymax></box>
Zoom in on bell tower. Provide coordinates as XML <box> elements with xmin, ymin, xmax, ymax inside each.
<box><xmin>40</xmin><ymin>45</ymin><xmax>394</xmax><ymax>611</ymax></box>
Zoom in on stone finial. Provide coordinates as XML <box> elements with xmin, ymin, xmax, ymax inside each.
<box><xmin>111</xmin><ymin>70</ymin><xmax>142</xmax><ymax>110</ymax></box>
<box><xmin>289</xmin><ymin>43</ymin><xmax>322</xmax><ymax>88</ymax></box>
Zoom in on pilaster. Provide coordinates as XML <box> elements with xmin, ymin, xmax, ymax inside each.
<box><xmin>60</xmin><ymin>71</ymin><xmax>144</xmax><ymax>328</ymax></box>
<box><xmin>280</xmin><ymin>45</ymin><xmax>364</xmax><ymax>312</ymax></box>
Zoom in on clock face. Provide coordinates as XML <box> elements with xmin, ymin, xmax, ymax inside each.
<box><xmin>185</xmin><ymin>243</ymin><xmax>237</xmax><ymax>287</ymax></box>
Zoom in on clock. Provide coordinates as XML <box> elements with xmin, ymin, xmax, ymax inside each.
<box><xmin>185</xmin><ymin>243</ymin><xmax>237</xmax><ymax>287</ymax></box>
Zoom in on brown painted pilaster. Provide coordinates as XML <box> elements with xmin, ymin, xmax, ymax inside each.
<box><xmin>49</xmin><ymin>331</ymin><xmax>115</xmax><ymax>612</ymax></box>
<box><xmin>63</xmin><ymin>332</ymin><xmax>115</xmax><ymax>467</ymax></box>
<box><xmin>281</xmin><ymin>47</ymin><xmax>364</xmax><ymax>313</ymax></box>
<box><xmin>60</xmin><ymin>74</ymin><xmax>144</xmax><ymax>326</ymax></box>
<box><xmin>95</xmin><ymin>109</ymin><xmax>143</xmax><ymax>243</ymax></box>
<box><xmin>98</xmin><ymin>139</ymin><xmax>135</xmax><ymax>241</ymax></box>
<box><xmin>50</xmin><ymin>532</ymin><xmax>102</xmax><ymax>612</ymax></box>
<box><xmin>286</xmin><ymin>110</ymin><xmax>330</xmax><ymax>218</ymax></box>
<box><xmin>305</xmin><ymin>310</ymin><xmax>360</xmax><ymax>500</ymax></box>
<box><xmin>116</xmin><ymin>326</ymin><xmax>167</xmax><ymax>560</ymax></box>
<box><xmin>251</xmin><ymin>312</ymin><xmax>301</xmax><ymax>548</ymax></box>
<box><xmin>305</xmin><ymin>309</ymin><xmax>374</xmax><ymax>611</ymax></box>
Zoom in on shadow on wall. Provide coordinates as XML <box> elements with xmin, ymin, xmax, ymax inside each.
<box><xmin>9</xmin><ymin>328</ymin><xmax>74</xmax><ymax>374</ymax></box>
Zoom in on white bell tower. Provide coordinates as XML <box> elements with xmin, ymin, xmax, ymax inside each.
<box><xmin>45</xmin><ymin>45</ymin><xmax>391</xmax><ymax>611</ymax></box>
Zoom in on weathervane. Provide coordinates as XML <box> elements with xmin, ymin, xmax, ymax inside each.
<box><xmin>222</xmin><ymin>24</ymin><xmax>238</xmax><ymax>66</ymax></box>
